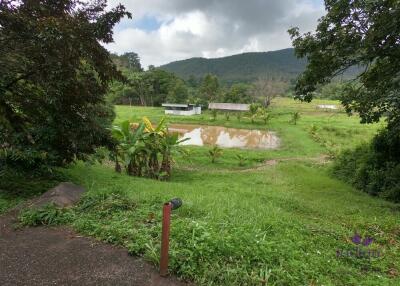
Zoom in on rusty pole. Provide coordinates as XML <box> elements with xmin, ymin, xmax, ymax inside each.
<box><xmin>160</xmin><ymin>202</ymin><xmax>172</xmax><ymax>276</ymax></box>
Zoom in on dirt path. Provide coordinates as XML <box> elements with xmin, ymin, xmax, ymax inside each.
<box><xmin>179</xmin><ymin>154</ymin><xmax>331</xmax><ymax>173</ymax></box>
<box><xmin>0</xmin><ymin>210</ymin><xmax>189</xmax><ymax>286</ymax></box>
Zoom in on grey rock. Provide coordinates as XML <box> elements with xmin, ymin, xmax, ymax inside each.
<box><xmin>31</xmin><ymin>182</ymin><xmax>86</xmax><ymax>208</ymax></box>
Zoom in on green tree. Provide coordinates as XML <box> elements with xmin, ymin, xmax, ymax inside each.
<box><xmin>119</xmin><ymin>52</ymin><xmax>143</xmax><ymax>72</ymax></box>
<box><xmin>0</xmin><ymin>0</ymin><xmax>131</xmax><ymax>170</ymax></box>
<box><xmin>166</xmin><ymin>79</ymin><xmax>189</xmax><ymax>103</ymax></box>
<box><xmin>200</xmin><ymin>74</ymin><xmax>219</xmax><ymax>102</ymax></box>
<box><xmin>288</xmin><ymin>0</ymin><xmax>400</xmax><ymax>134</ymax></box>
<box><xmin>148</xmin><ymin>69</ymin><xmax>179</xmax><ymax>106</ymax></box>
<box><xmin>316</xmin><ymin>82</ymin><xmax>346</xmax><ymax>100</ymax></box>
<box><xmin>108</xmin><ymin>67</ymin><xmax>180</xmax><ymax>107</ymax></box>
<box><xmin>111</xmin><ymin>52</ymin><xmax>143</xmax><ymax>72</ymax></box>
<box><xmin>224</xmin><ymin>83</ymin><xmax>251</xmax><ymax>103</ymax></box>
<box><xmin>186</xmin><ymin>75</ymin><xmax>198</xmax><ymax>88</ymax></box>
<box><xmin>127</xmin><ymin>72</ymin><xmax>153</xmax><ymax>106</ymax></box>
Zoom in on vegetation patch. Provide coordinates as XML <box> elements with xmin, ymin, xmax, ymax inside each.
<box><xmin>333</xmin><ymin>129</ymin><xmax>400</xmax><ymax>203</ymax></box>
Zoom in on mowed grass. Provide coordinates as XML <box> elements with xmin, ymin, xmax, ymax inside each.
<box><xmin>9</xmin><ymin>98</ymin><xmax>399</xmax><ymax>285</ymax></box>
<box><xmin>60</xmin><ymin>98</ymin><xmax>399</xmax><ymax>285</ymax></box>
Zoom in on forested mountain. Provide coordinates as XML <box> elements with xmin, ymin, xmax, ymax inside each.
<box><xmin>159</xmin><ymin>48</ymin><xmax>361</xmax><ymax>84</ymax></box>
<box><xmin>159</xmin><ymin>48</ymin><xmax>306</xmax><ymax>84</ymax></box>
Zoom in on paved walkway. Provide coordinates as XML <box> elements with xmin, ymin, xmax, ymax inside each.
<box><xmin>0</xmin><ymin>211</ymin><xmax>189</xmax><ymax>286</ymax></box>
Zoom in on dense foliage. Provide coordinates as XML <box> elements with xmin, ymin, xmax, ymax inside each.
<box><xmin>333</xmin><ymin>129</ymin><xmax>400</xmax><ymax>202</ymax></box>
<box><xmin>108</xmin><ymin>61</ymin><xmax>282</xmax><ymax>108</ymax></box>
<box><xmin>111</xmin><ymin>52</ymin><xmax>143</xmax><ymax>72</ymax></box>
<box><xmin>160</xmin><ymin>48</ymin><xmax>306</xmax><ymax>84</ymax></box>
<box><xmin>111</xmin><ymin>117</ymin><xmax>187</xmax><ymax>180</ymax></box>
<box><xmin>160</xmin><ymin>48</ymin><xmax>359</xmax><ymax>84</ymax></box>
<box><xmin>0</xmin><ymin>0</ymin><xmax>130</xmax><ymax>171</ymax></box>
<box><xmin>107</xmin><ymin>66</ymin><xmax>183</xmax><ymax>106</ymax></box>
<box><xmin>289</xmin><ymin>0</ymin><xmax>400</xmax><ymax>134</ymax></box>
<box><xmin>313</xmin><ymin>82</ymin><xmax>347</xmax><ymax>100</ymax></box>
<box><xmin>290</xmin><ymin>0</ymin><xmax>400</xmax><ymax>201</ymax></box>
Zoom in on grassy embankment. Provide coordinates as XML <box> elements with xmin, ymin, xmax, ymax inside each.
<box><xmin>8</xmin><ymin>98</ymin><xmax>400</xmax><ymax>285</ymax></box>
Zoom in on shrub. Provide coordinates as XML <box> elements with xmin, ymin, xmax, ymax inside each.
<box><xmin>235</xmin><ymin>154</ymin><xmax>247</xmax><ymax>166</ymax></box>
<box><xmin>111</xmin><ymin>117</ymin><xmax>188</xmax><ymax>180</ymax></box>
<box><xmin>208</xmin><ymin>146</ymin><xmax>223</xmax><ymax>163</ymax></box>
<box><xmin>332</xmin><ymin>129</ymin><xmax>400</xmax><ymax>202</ymax></box>
<box><xmin>19</xmin><ymin>204</ymin><xmax>74</xmax><ymax>226</ymax></box>
<box><xmin>290</xmin><ymin>112</ymin><xmax>301</xmax><ymax>125</ymax></box>
<box><xmin>225</xmin><ymin>112</ymin><xmax>230</xmax><ymax>121</ymax></box>
<box><xmin>211</xmin><ymin>109</ymin><xmax>218</xmax><ymax>121</ymax></box>
<box><xmin>249</xmin><ymin>103</ymin><xmax>262</xmax><ymax>123</ymax></box>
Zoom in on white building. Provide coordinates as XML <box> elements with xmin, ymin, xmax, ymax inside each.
<box><xmin>317</xmin><ymin>104</ymin><xmax>338</xmax><ymax>110</ymax></box>
<box><xmin>208</xmin><ymin>103</ymin><xmax>250</xmax><ymax>112</ymax></box>
<box><xmin>162</xmin><ymin>103</ymin><xmax>202</xmax><ymax>116</ymax></box>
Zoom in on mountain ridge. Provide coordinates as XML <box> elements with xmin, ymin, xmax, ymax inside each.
<box><xmin>159</xmin><ymin>48</ymin><xmax>306</xmax><ymax>84</ymax></box>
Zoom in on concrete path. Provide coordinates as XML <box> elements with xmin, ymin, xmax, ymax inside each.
<box><xmin>0</xmin><ymin>211</ymin><xmax>189</xmax><ymax>286</ymax></box>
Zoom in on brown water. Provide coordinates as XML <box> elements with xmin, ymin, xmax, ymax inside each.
<box><xmin>169</xmin><ymin>124</ymin><xmax>280</xmax><ymax>149</ymax></box>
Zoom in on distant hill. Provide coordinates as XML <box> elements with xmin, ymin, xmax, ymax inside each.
<box><xmin>159</xmin><ymin>48</ymin><xmax>361</xmax><ymax>84</ymax></box>
<box><xmin>159</xmin><ymin>48</ymin><xmax>307</xmax><ymax>84</ymax></box>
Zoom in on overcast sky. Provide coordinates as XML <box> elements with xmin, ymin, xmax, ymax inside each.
<box><xmin>106</xmin><ymin>0</ymin><xmax>325</xmax><ymax>68</ymax></box>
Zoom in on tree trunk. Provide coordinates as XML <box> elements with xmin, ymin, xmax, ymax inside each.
<box><xmin>160</xmin><ymin>153</ymin><xmax>171</xmax><ymax>180</ymax></box>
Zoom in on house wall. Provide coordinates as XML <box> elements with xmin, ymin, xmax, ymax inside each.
<box><xmin>165</xmin><ymin>109</ymin><xmax>198</xmax><ymax>116</ymax></box>
<box><xmin>193</xmin><ymin>106</ymin><xmax>202</xmax><ymax>114</ymax></box>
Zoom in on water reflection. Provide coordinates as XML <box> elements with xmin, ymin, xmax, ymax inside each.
<box><xmin>169</xmin><ymin>124</ymin><xmax>280</xmax><ymax>149</ymax></box>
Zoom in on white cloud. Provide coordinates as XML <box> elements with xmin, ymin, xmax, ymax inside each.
<box><xmin>106</xmin><ymin>0</ymin><xmax>325</xmax><ymax>68</ymax></box>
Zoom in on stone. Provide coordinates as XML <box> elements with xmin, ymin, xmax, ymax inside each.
<box><xmin>31</xmin><ymin>182</ymin><xmax>86</xmax><ymax>208</ymax></box>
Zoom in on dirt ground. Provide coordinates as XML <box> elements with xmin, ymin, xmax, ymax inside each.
<box><xmin>0</xmin><ymin>210</ymin><xmax>189</xmax><ymax>286</ymax></box>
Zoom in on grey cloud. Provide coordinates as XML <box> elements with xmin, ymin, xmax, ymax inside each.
<box><xmin>106</xmin><ymin>0</ymin><xmax>325</xmax><ymax>67</ymax></box>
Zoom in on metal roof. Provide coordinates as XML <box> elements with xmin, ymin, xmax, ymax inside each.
<box><xmin>162</xmin><ymin>103</ymin><xmax>189</xmax><ymax>108</ymax></box>
<box><xmin>208</xmin><ymin>103</ymin><xmax>250</xmax><ymax>111</ymax></box>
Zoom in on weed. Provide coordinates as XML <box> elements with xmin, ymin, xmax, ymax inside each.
<box><xmin>208</xmin><ymin>146</ymin><xmax>223</xmax><ymax>163</ymax></box>
<box><xmin>19</xmin><ymin>204</ymin><xmax>74</xmax><ymax>226</ymax></box>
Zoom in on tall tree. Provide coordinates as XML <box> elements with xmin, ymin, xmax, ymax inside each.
<box><xmin>251</xmin><ymin>77</ymin><xmax>287</xmax><ymax>107</ymax></box>
<box><xmin>112</xmin><ymin>52</ymin><xmax>143</xmax><ymax>72</ymax></box>
<box><xmin>200</xmin><ymin>74</ymin><xmax>219</xmax><ymax>102</ymax></box>
<box><xmin>288</xmin><ymin>0</ymin><xmax>400</xmax><ymax>133</ymax></box>
<box><xmin>224</xmin><ymin>83</ymin><xmax>251</xmax><ymax>103</ymax></box>
<box><xmin>166</xmin><ymin>79</ymin><xmax>189</xmax><ymax>103</ymax></box>
<box><xmin>0</xmin><ymin>0</ymin><xmax>131</xmax><ymax>169</ymax></box>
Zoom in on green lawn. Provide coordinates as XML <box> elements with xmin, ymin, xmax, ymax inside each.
<box><xmin>14</xmin><ymin>98</ymin><xmax>400</xmax><ymax>285</ymax></box>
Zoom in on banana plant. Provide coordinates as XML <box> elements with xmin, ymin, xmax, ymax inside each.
<box><xmin>111</xmin><ymin>117</ymin><xmax>190</xmax><ymax>180</ymax></box>
<box><xmin>257</xmin><ymin>107</ymin><xmax>271</xmax><ymax>125</ymax></box>
<box><xmin>111</xmin><ymin>120</ymin><xmax>145</xmax><ymax>176</ymax></box>
<box><xmin>159</xmin><ymin>132</ymin><xmax>189</xmax><ymax>179</ymax></box>
<box><xmin>141</xmin><ymin>116</ymin><xmax>167</xmax><ymax>178</ymax></box>
<box><xmin>209</xmin><ymin>145</ymin><xmax>223</xmax><ymax>163</ymax></box>
<box><xmin>235</xmin><ymin>154</ymin><xmax>247</xmax><ymax>166</ymax></box>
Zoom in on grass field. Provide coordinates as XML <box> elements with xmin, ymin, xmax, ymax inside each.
<box><xmin>11</xmin><ymin>98</ymin><xmax>400</xmax><ymax>285</ymax></box>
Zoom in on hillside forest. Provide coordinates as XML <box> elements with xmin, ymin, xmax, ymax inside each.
<box><xmin>108</xmin><ymin>51</ymin><xmax>348</xmax><ymax>107</ymax></box>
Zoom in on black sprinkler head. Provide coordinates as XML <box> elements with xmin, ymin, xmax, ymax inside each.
<box><xmin>169</xmin><ymin>198</ymin><xmax>182</xmax><ymax>210</ymax></box>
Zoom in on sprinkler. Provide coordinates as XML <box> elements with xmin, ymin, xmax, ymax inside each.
<box><xmin>160</xmin><ymin>198</ymin><xmax>182</xmax><ymax>276</ymax></box>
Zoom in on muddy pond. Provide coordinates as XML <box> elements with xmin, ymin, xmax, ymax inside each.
<box><xmin>169</xmin><ymin>124</ymin><xmax>280</xmax><ymax>149</ymax></box>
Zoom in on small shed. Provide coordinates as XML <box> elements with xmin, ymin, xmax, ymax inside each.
<box><xmin>208</xmin><ymin>103</ymin><xmax>250</xmax><ymax>112</ymax></box>
<box><xmin>162</xmin><ymin>103</ymin><xmax>201</xmax><ymax>116</ymax></box>
<box><xmin>317</xmin><ymin>104</ymin><xmax>338</xmax><ymax>110</ymax></box>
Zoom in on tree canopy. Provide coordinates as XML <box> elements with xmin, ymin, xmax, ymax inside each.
<box><xmin>289</xmin><ymin>0</ymin><xmax>400</xmax><ymax>133</ymax></box>
<box><xmin>0</xmin><ymin>0</ymin><xmax>131</xmax><ymax>170</ymax></box>
<box><xmin>111</xmin><ymin>52</ymin><xmax>143</xmax><ymax>72</ymax></box>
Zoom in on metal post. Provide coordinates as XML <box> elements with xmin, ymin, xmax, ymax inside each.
<box><xmin>159</xmin><ymin>202</ymin><xmax>172</xmax><ymax>276</ymax></box>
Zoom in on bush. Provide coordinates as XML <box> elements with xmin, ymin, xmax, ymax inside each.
<box><xmin>0</xmin><ymin>1</ymin><xmax>129</xmax><ymax>172</ymax></box>
<box><xmin>111</xmin><ymin>117</ymin><xmax>188</xmax><ymax>180</ymax></box>
<box><xmin>19</xmin><ymin>204</ymin><xmax>75</xmax><ymax>226</ymax></box>
<box><xmin>332</xmin><ymin>129</ymin><xmax>400</xmax><ymax>202</ymax></box>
